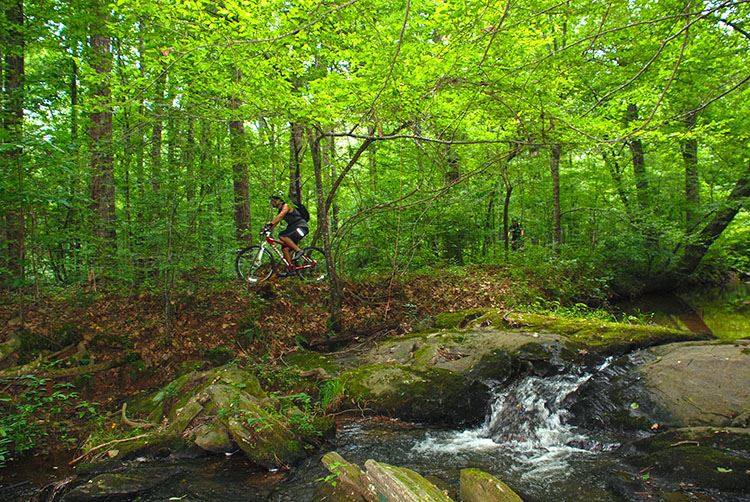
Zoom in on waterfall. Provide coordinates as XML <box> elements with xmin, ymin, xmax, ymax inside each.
<box><xmin>414</xmin><ymin>359</ymin><xmax>614</xmax><ymax>476</ymax></box>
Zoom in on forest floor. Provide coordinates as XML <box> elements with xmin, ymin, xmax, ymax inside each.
<box><xmin>0</xmin><ymin>266</ymin><xmax>530</xmax><ymax>456</ymax></box>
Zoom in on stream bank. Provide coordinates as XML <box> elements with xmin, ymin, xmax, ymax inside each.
<box><xmin>4</xmin><ymin>305</ymin><xmax>749</xmax><ymax>501</ymax></box>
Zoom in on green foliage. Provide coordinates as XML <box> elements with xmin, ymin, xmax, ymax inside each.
<box><xmin>3</xmin><ymin>0</ymin><xmax>749</xmax><ymax>293</ymax></box>
<box><xmin>0</xmin><ymin>375</ymin><xmax>93</xmax><ymax>465</ymax></box>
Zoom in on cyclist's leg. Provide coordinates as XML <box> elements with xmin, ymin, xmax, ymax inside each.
<box><xmin>279</xmin><ymin>238</ymin><xmax>294</xmax><ymax>266</ymax></box>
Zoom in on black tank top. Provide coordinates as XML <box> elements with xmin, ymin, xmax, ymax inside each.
<box><xmin>281</xmin><ymin>205</ymin><xmax>307</xmax><ymax>227</ymax></box>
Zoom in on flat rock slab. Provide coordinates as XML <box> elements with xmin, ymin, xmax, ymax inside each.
<box><xmin>641</xmin><ymin>341</ymin><xmax>750</xmax><ymax>427</ymax></box>
<box><xmin>63</xmin><ymin>467</ymin><xmax>180</xmax><ymax>501</ymax></box>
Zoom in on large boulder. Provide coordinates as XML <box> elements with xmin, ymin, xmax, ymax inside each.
<box><xmin>82</xmin><ymin>364</ymin><xmax>332</xmax><ymax>469</ymax></box>
<box><xmin>289</xmin><ymin>310</ymin><xmax>704</xmax><ymax>426</ymax></box>
<box><xmin>572</xmin><ymin>341</ymin><xmax>750</xmax><ymax>430</ymax></box>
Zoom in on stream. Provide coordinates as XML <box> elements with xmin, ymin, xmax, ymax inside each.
<box><xmin>2</xmin><ymin>280</ymin><xmax>748</xmax><ymax>501</ymax></box>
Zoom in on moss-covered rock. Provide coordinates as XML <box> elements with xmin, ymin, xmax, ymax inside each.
<box><xmin>339</xmin><ymin>363</ymin><xmax>489</xmax><ymax>425</ymax></box>
<box><xmin>320</xmin><ymin>453</ymin><xmax>453</xmax><ymax>502</ymax></box>
<box><xmin>83</xmin><ymin>364</ymin><xmax>331</xmax><ymax>469</ymax></box>
<box><xmin>286</xmin><ymin>310</ymin><xmax>704</xmax><ymax>426</ymax></box>
<box><xmin>321</xmin><ymin>452</ymin><xmax>379</xmax><ymax>502</ymax></box>
<box><xmin>63</xmin><ymin>466</ymin><xmax>180</xmax><ymax>501</ymax></box>
<box><xmin>363</xmin><ymin>459</ymin><xmax>454</xmax><ymax>501</ymax></box>
<box><xmin>623</xmin><ymin>427</ymin><xmax>750</xmax><ymax>494</ymax></box>
<box><xmin>459</xmin><ymin>468</ymin><xmax>522</xmax><ymax>502</ymax></box>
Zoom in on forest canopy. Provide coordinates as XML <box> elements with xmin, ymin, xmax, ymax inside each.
<box><xmin>1</xmin><ymin>0</ymin><xmax>749</xmax><ymax>301</ymax></box>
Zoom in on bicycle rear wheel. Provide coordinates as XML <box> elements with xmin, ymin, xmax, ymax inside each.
<box><xmin>236</xmin><ymin>246</ymin><xmax>275</xmax><ymax>284</ymax></box>
<box><xmin>295</xmin><ymin>247</ymin><xmax>328</xmax><ymax>283</ymax></box>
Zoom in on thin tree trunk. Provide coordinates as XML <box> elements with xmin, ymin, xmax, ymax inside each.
<box><xmin>368</xmin><ymin>124</ymin><xmax>377</xmax><ymax>190</ymax></box>
<box><xmin>150</xmin><ymin>68</ymin><xmax>165</xmax><ymax>193</ymax></box>
<box><xmin>309</xmin><ymin>129</ymin><xmax>342</xmax><ymax>332</ymax></box>
<box><xmin>288</xmin><ymin>122</ymin><xmax>304</xmax><ymax>204</ymax></box>
<box><xmin>503</xmin><ymin>181</ymin><xmax>512</xmax><ymax>259</ymax></box>
<box><xmin>682</xmin><ymin>110</ymin><xmax>699</xmax><ymax>231</ymax></box>
<box><xmin>184</xmin><ymin>116</ymin><xmax>195</xmax><ymax>202</ymax></box>
<box><xmin>602</xmin><ymin>149</ymin><xmax>636</xmax><ymax>226</ymax></box>
<box><xmin>229</xmin><ymin>69</ymin><xmax>250</xmax><ymax>242</ymax></box>
<box><xmin>550</xmin><ymin>143</ymin><xmax>562</xmax><ymax>248</ymax></box>
<box><xmin>88</xmin><ymin>0</ymin><xmax>116</xmax><ymax>250</ymax></box>
<box><xmin>627</xmin><ymin>104</ymin><xmax>649</xmax><ymax>211</ymax></box>
<box><xmin>2</xmin><ymin>0</ymin><xmax>25</xmax><ymax>284</ymax></box>
<box><xmin>444</xmin><ymin>145</ymin><xmax>463</xmax><ymax>264</ymax></box>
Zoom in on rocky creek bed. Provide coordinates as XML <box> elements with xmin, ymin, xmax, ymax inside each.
<box><xmin>2</xmin><ymin>309</ymin><xmax>749</xmax><ymax>501</ymax></box>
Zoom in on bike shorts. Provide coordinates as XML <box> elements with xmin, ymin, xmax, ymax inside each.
<box><xmin>280</xmin><ymin>225</ymin><xmax>308</xmax><ymax>244</ymax></box>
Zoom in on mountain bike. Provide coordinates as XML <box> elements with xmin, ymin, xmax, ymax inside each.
<box><xmin>235</xmin><ymin>225</ymin><xmax>328</xmax><ymax>285</ymax></box>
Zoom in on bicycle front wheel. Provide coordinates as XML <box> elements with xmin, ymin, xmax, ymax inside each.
<box><xmin>236</xmin><ymin>246</ymin><xmax>275</xmax><ymax>284</ymax></box>
<box><xmin>296</xmin><ymin>247</ymin><xmax>328</xmax><ymax>283</ymax></box>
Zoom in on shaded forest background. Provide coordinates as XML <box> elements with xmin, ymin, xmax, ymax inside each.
<box><xmin>1</xmin><ymin>0</ymin><xmax>749</xmax><ymax>318</ymax></box>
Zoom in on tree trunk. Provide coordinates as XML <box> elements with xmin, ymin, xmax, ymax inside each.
<box><xmin>229</xmin><ymin>69</ymin><xmax>250</xmax><ymax>242</ymax></box>
<box><xmin>550</xmin><ymin>143</ymin><xmax>562</xmax><ymax>248</ymax></box>
<box><xmin>368</xmin><ymin>124</ymin><xmax>377</xmax><ymax>190</ymax></box>
<box><xmin>88</xmin><ymin>0</ymin><xmax>116</xmax><ymax>249</ymax></box>
<box><xmin>288</xmin><ymin>122</ymin><xmax>304</xmax><ymax>204</ymax></box>
<box><xmin>150</xmin><ymin>68</ymin><xmax>165</xmax><ymax>193</ymax></box>
<box><xmin>503</xmin><ymin>181</ymin><xmax>512</xmax><ymax>259</ymax></box>
<box><xmin>627</xmin><ymin>104</ymin><xmax>649</xmax><ymax>211</ymax></box>
<box><xmin>675</xmin><ymin>163</ymin><xmax>750</xmax><ymax>276</ymax></box>
<box><xmin>443</xmin><ymin>145</ymin><xmax>463</xmax><ymax>264</ymax></box>
<box><xmin>2</xmin><ymin>0</ymin><xmax>25</xmax><ymax>284</ymax></box>
<box><xmin>184</xmin><ymin>116</ymin><xmax>195</xmax><ymax>202</ymax></box>
<box><xmin>309</xmin><ymin>129</ymin><xmax>342</xmax><ymax>332</ymax></box>
<box><xmin>682</xmin><ymin>110</ymin><xmax>699</xmax><ymax>231</ymax></box>
<box><xmin>602</xmin><ymin>148</ymin><xmax>636</xmax><ymax>226</ymax></box>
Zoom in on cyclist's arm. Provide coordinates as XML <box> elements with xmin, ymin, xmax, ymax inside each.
<box><xmin>269</xmin><ymin>204</ymin><xmax>289</xmax><ymax>227</ymax></box>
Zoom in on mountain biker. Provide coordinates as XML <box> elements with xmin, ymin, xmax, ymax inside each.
<box><xmin>267</xmin><ymin>195</ymin><xmax>309</xmax><ymax>277</ymax></box>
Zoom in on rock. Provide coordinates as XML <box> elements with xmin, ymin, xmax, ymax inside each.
<box><xmin>459</xmin><ymin>468</ymin><xmax>522</xmax><ymax>502</ymax></box>
<box><xmin>192</xmin><ymin>421</ymin><xmax>233</xmax><ymax>453</ymax></box>
<box><xmin>63</xmin><ymin>467</ymin><xmax>179</xmax><ymax>501</ymax></box>
<box><xmin>573</xmin><ymin>341</ymin><xmax>750</xmax><ymax>429</ymax></box>
<box><xmin>297</xmin><ymin>309</ymin><xmax>702</xmax><ymax>426</ymax></box>
<box><xmin>622</xmin><ymin>427</ymin><xmax>750</xmax><ymax>495</ymax></box>
<box><xmin>340</xmin><ymin>363</ymin><xmax>490</xmax><ymax>425</ymax></box>
<box><xmin>320</xmin><ymin>453</ymin><xmax>453</xmax><ymax>501</ymax></box>
<box><xmin>321</xmin><ymin>452</ymin><xmax>378</xmax><ymax>502</ymax></box>
<box><xmin>640</xmin><ymin>341</ymin><xmax>750</xmax><ymax>427</ymax></box>
<box><xmin>363</xmin><ymin>459</ymin><xmax>453</xmax><ymax>501</ymax></box>
<box><xmin>83</xmin><ymin>364</ymin><xmax>332</xmax><ymax>469</ymax></box>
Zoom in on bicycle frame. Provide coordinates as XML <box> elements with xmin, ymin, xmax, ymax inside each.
<box><xmin>255</xmin><ymin>231</ymin><xmax>316</xmax><ymax>272</ymax></box>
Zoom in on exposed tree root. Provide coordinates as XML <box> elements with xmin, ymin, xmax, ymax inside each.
<box><xmin>121</xmin><ymin>402</ymin><xmax>156</xmax><ymax>429</ymax></box>
<box><xmin>0</xmin><ymin>354</ymin><xmax>129</xmax><ymax>380</ymax></box>
<box><xmin>68</xmin><ymin>432</ymin><xmax>152</xmax><ymax>466</ymax></box>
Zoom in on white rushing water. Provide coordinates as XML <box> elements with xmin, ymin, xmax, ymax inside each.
<box><xmin>414</xmin><ymin>359</ymin><xmax>614</xmax><ymax>478</ymax></box>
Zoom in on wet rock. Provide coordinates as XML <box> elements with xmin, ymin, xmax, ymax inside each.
<box><xmin>320</xmin><ymin>453</ymin><xmax>453</xmax><ymax>501</ymax></box>
<box><xmin>622</xmin><ymin>427</ymin><xmax>750</xmax><ymax>495</ymax></box>
<box><xmin>321</xmin><ymin>452</ymin><xmax>378</xmax><ymax>502</ymax></box>
<box><xmin>63</xmin><ymin>467</ymin><xmax>179</xmax><ymax>501</ymax></box>
<box><xmin>363</xmin><ymin>459</ymin><xmax>453</xmax><ymax>501</ymax></box>
<box><xmin>640</xmin><ymin>341</ymin><xmax>750</xmax><ymax>427</ymax></box>
<box><xmin>459</xmin><ymin>468</ymin><xmax>522</xmax><ymax>502</ymax></box>
<box><xmin>573</xmin><ymin>341</ymin><xmax>750</xmax><ymax>429</ymax></box>
<box><xmin>339</xmin><ymin>363</ymin><xmax>490</xmax><ymax>425</ymax></box>
<box><xmin>290</xmin><ymin>310</ymin><xmax>702</xmax><ymax>426</ymax></box>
